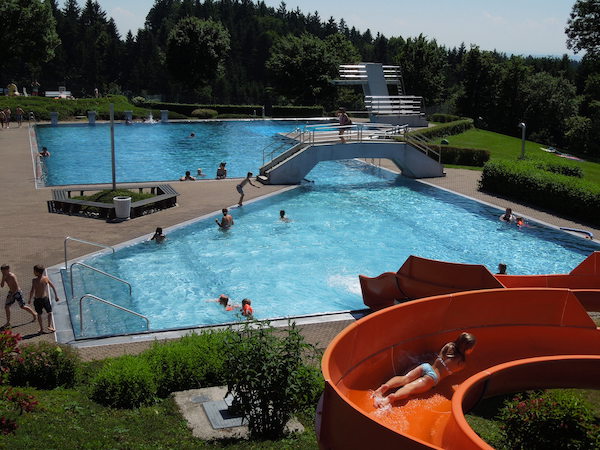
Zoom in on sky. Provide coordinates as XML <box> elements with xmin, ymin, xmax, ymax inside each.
<box><xmin>85</xmin><ymin>0</ymin><xmax>578</xmax><ymax>57</ymax></box>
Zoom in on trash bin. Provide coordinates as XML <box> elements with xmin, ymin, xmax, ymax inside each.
<box><xmin>113</xmin><ymin>196</ymin><xmax>131</xmax><ymax>219</ymax></box>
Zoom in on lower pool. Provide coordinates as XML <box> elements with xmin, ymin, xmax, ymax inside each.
<box><xmin>64</xmin><ymin>160</ymin><xmax>599</xmax><ymax>339</ymax></box>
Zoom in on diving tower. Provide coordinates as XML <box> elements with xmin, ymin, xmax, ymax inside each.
<box><xmin>332</xmin><ymin>63</ymin><xmax>428</xmax><ymax>127</ymax></box>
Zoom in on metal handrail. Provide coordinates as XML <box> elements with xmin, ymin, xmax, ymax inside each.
<box><xmin>79</xmin><ymin>293</ymin><xmax>149</xmax><ymax>335</ymax></box>
<box><xmin>261</xmin><ymin>128</ymin><xmax>302</xmax><ymax>165</ymax></box>
<box><xmin>64</xmin><ymin>236</ymin><xmax>115</xmax><ymax>270</ymax></box>
<box><xmin>69</xmin><ymin>262</ymin><xmax>132</xmax><ymax>300</ymax></box>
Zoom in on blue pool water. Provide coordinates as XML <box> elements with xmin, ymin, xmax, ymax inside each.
<box><xmin>35</xmin><ymin>120</ymin><xmax>315</xmax><ymax>185</ymax></box>
<box><xmin>65</xmin><ymin>160</ymin><xmax>599</xmax><ymax>338</ymax></box>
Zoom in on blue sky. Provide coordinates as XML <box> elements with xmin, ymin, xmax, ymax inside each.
<box><xmin>86</xmin><ymin>0</ymin><xmax>577</xmax><ymax>56</ymax></box>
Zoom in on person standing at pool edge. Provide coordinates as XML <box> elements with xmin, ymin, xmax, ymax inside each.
<box><xmin>1</xmin><ymin>264</ymin><xmax>37</xmax><ymax>329</ymax></box>
<box><xmin>216</xmin><ymin>208</ymin><xmax>234</xmax><ymax>229</ymax></box>
<box><xmin>237</xmin><ymin>172</ymin><xmax>260</xmax><ymax>206</ymax></box>
<box><xmin>29</xmin><ymin>264</ymin><xmax>60</xmax><ymax>334</ymax></box>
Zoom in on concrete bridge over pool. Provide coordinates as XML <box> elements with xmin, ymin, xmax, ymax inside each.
<box><xmin>258</xmin><ymin>123</ymin><xmax>445</xmax><ymax>185</ymax></box>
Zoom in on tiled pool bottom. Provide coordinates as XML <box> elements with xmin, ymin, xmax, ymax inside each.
<box><xmin>52</xmin><ymin>160</ymin><xmax>600</xmax><ymax>341</ymax></box>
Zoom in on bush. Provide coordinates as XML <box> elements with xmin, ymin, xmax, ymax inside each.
<box><xmin>190</xmin><ymin>108</ymin><xmax>218</xmax><ymax>119</ymax></box>
<box><xmin>535</xmin><ymin>161</ymin><xmax>584</xmax><ymax>178</ymax></box>
<box><xmin>498</xmin><ymin>390</ymin><xmax>599</xmax><ymax>449</ymax></box>
<box><xmin>428</xmin><ymin>144</ymin><xmax>490</xmax><ymax>167</ymax></box>
<box><xmin>429</xmin><ymin>113</ymin><xmax>465</xmax><ymax>123</ymax></box>
<box><xmin>140</xmin><ymin>101</ymin><xmax>262</xmax><ymax>117</ymax></box>
<box><xmin>403</xmin><ymin>119</ymin><xmax>474</xmax><ymax>141</ymax></box>
<box><xmin>8</xmin><ymin>341</ymin><xmax>79</xmax><ymax>389</ymax></box>
<box><xmin>272</xmin><ymin>105</ymin><xmax>324</xmax><ymax>118</ymax></box>
<box><xmin>223</xmin><ymin>322</ymin><xmax>320</xmax><ymax>439</ymax></box>
<box><xmin>142</xmin><ymin>331</ymin><xmax>231</xmax><ymax>397</ymax></box>
<box><xmin>479</xmin><ymin>160</ymin><xmax>600</xmax><ymax>226</ymax></box>
<box><xmin>131</xmin><ymin>96</ymin><xmax>146</xmax><ymax>105</ymax></box>
<box><xmin>90</xmin><ymin>355</ymin><xmax>156</xmax><ymax>408</ymax></box>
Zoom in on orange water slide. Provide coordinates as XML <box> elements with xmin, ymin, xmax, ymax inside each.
<box><xmin>318</xmin><ymin>288</ymin><xmax>600</xmax><ymax>449</ymax></box>
<box><xmin>360</xmin><ymin>252</ymin><xmax>600</xmax><ymax>310</ymax></box>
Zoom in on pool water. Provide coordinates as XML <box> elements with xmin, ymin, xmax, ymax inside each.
<box><xmin>66</xmin><ymin>160</ymin><xmax>599</xmax><ymax>338</ymax></box>
<box><xmin>35</xmin><ymin>120</ymin><xmax>314</xmax><ymax>185</ymax></box>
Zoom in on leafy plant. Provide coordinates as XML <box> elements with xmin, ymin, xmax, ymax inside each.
<box><xmin>498</xmin><ymin>390</ymin><xmax>599</xmax><ymax>449</ymax></box>
<box><xmin>8</xmin><ymin>341</ymin><xmax>79</xmax><ymax>389</ymax></box>
<box><xmin>90</xmin><ymin>355</ymin><xmax>156</xmax><ymax>408</ymax></box>
<box><xmin>191</xmin><ymin>108</ymin><xmax>218</xmax><ymax>119</ymax></box>
<box><xmin>72</xmin><ymin>189</ymin><xmax>154</xmax><ymax>204</ymax></box>
<box><xmin>223</xmin><ymin>322</ymin><xmax>321</xmax><ymax>439</ymax></box>
<box><xmin>142</xmin><ymin>331</ymin><xmax>231</xmax><ymax>397</ymax></box>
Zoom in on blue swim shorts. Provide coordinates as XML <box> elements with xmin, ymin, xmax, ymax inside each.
<box><xmin>419</xmin><ymin>363</ymin><xmax>439</xmax><ymax>386</ymax></box>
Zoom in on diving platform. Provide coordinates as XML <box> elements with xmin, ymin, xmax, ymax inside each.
<box><xmin>258</xmin><ymin>123</ymin><xmax>444</xmax><ymax>185</ymax></box>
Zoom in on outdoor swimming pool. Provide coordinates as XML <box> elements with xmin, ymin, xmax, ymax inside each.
<box><xmin>64</xmin><ymin>160</ymin><xmax>600</xmax><ymax>339</ymax></box>
<box><xmin>35</xmin><ymin>120</ymin><xmax>315</xmax><ymax>185</ymax></box>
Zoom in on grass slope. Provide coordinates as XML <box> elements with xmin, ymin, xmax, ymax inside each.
<box><xmin>435</xmin><ymin>128</ymin><xmax>600</xmax><ymax>186</ymax></box>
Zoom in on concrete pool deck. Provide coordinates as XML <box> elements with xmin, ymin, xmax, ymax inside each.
<box><xmin>1</xmin><ymin>125</ymin><xmax>598</xmax><ymax>360</ymax></box>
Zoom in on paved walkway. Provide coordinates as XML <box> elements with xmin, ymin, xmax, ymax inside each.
<box><xmin>1</xmin><ymin>126</ymin><xmax>597</xmax><ymax>360</ymax></box>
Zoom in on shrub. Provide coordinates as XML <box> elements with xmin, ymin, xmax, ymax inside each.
<box><xmin>535</xmin><ymin>161</ymin><xmax>584</xmax><ymax>178</ymax></box>
<box><xmin>223</xmin><ymin>322</ymin><xmax>320</xmax><ymax>439</ymax></box>
<box><xmin>498</xmin><ymin>390</ymin><xmax>599</xmax><ymax>449</ymax></box>
<box><xmin>131</xmin><ymin>96</ymin><xmax>146</xmax><ymax>105</ymax></box>
<box><xmin>90</xmin><ymin>355</ymin><xmax>156</xmax><ymax>408</ymax></box>
<box><xmin>479</xmin><ymin>160</ymin><xmax>600</xmax><ymax>226</ymax></box>
<box><xmin>403</xmin><ymin>119</ymin><xmax>474</xmax><ymax>141</ymax></box>
<box><xmin>428</xmin><ymin>144</ymin><xmax>490</xmax><ymax>167</ymax></box>
<box><xmin>142</xmin><ymin>331</ymin><xmax>231</xmax><ymax>397</ymax></box>
<box><xmin>8</xmin><ymin>341</ymin><xmax>79</xmax><ymax>389</ymax></box>
<box><xmin>72</xmin><ymin>189</ymin><xmax>154</xmax><ymax>204</ymax></box>
<box><xmin>272</xmin><ymin>105</ymin><xmax>324</xmax><ymax>118</ymax></box>
<box><xmin>140</xmin><ymin>101</ymin><xmax>262</xmax><ymax>117</ymax></box>
<box><xmin>429</xmin><ymin>113</ymin><xmax>465</xmax><ymax>123</ymax></box>
<box><xmin>190</xmin><ymin>108</ymin><xmax>218</xmax><ymax>119</ymax></box>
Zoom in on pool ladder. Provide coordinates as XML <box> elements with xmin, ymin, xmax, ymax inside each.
<box><xmin>65</xmin><ymin>236</ymin><xmax>150</xmax><ymax>335</ymax></box>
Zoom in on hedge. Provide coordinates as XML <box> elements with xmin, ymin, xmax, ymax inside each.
<box><xmin>429</xmin><ymin>144</ymin><xmax>490</xmax><ymax>167</ymax></box>
<box><xmin>429</xmin><ymin>113</ymin><xmax>466</xmax><ymax>123</ymax></box>
<box><xmin>405</xmin><ymin>119</ymin><xmax>474</xmax><ymax>140</ymax></box>
<box><xmin>479</xmin><ymin>160</ymin><xmax>600</xmax><ymax>225</ymax></box>
<box><xmin>271</xmin><ymin>105</ymin><xmax>324</xmax><ymax>118</ymax></box>
<box><xmin>140</xmin><ymin>101</ymin><xmax>263</xmax><ymax>117</ymax></box>
<box><xmin>534</xmin><ymin>161</ymin><xmax>583</xmax><ymax>178</ymax></box>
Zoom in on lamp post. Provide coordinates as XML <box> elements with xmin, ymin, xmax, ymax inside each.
<box><xmin>518</xmin><ymin>122</ymin><xmax>526</xmax><ymax>160</ymax></box>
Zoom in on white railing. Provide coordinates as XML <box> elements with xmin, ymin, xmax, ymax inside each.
<box><xmin>64</xmin><ymin>236</ymin><xmax>114</xmax><ymax>270</ymax></box>
<box><xmin>261</xmin><ymin>128</ymin><xmax>303</xmax><ymax>165</ymax></box>
<box><xmin>79</xmin><ymin>293</ymin><xmax>149</xmax><ymax>336</ymax></box>
<box><xmin>298</xmin><ymin>122</ymin><xmax>407</xmax><ymax>144</ymax></box>
<box><xmin>338</xmin><ymin>64</ymin><xmax>403</xmax><ymax>83</ymax></box>
<box><xmin>69</xmin><ymin>262</ymin><xmax>132</xmax><ymax>300</ymax></box>
<box><xmin>365</xmin><ymin>95</ymin><xmax>424</xmax><ymax>115</ymax></box>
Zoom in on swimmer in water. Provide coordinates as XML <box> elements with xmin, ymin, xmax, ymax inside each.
<box><xmin>150</xmin><ymin>227</ymin><xmax>166</xmax><ymax>243</ymax></box>
<box><xmin>241</xmin><ymin>298</ymin><xmax>253</xmax><ymax>318</ymax></box>
<box><xmin>373</xmin><ymin>332</ymin><xmax>477</xmax><ymax>408</ymax></box>
<box><xmin>180</xmin><ymin>170</ymin><xmax>196</xmax><ymax>181</ymax></box>
<box><xmin>497</xmin><ymin>263</ymin><xmax>507</xmax><ymax>274</ymax></box>
<box><xmin>279</xmin><ymin>210</ymin><xmax>291</xmax><ymax>222</ymax></box>
<box><xmin>215</xmin><ymin>208</ymin><xmax>234</xmax><ymax>229</ymax></box>
<box><xmin>500</xmin><ymin>208</ymin><xmax>515</xmax><ymax>222</ymax></box>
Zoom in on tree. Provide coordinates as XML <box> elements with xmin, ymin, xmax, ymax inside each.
<box><xmin>166</xmin><ymin>16</ymin><xmax>231</xmax><ymax>88</ymax></box>
<box><xmin>0</xmin><ymin>0</ymin><xmax>60</xmax><ymax>80</ymax></box>
<box><xmin>566</xmin><ymin>0</ymin><xmax>600</xmax><ymax>56</ymax></box>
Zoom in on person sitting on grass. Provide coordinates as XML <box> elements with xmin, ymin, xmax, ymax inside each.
<box><xmin>180</xmin><ymin>170</ymin><xmax>196</xmax><ymax>181</ymax></box>
<box><xmin>373</xmin><ymin>332</ymin><xmax>477</xmax><ymax>408</ymax></box>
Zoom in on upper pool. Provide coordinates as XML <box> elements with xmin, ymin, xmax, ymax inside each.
<box><xmin>64</xmin><ymin>160</ymin><xmax>600</xmax><ymax>339</ymax></box>
<box><xmin>35</xmin><ymin>120</ymin><xmax>316</xmax><ymax>185</ymax></box>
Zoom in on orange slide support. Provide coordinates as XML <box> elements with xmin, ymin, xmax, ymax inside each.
<box><xmin>318</xmin><ymin>288</ymin><xmax>600</xmax><ymax>449</ymax></box>
<box><xmin>360</xmin><ymin>252</ymin><xmax>600</xmax><ymax>310</ymax></box>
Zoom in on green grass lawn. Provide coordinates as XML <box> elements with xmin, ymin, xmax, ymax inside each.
<box><xmin>2</xmin><ymin>388</ymin><xmax>318</xmax><ymax>449</ymax></box>
<box><xmin>433</xmin><ymin>128</ymin><xmax>600</xmax><ymax>186</ymax></box>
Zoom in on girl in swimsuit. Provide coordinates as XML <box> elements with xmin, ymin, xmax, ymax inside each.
<box><xmin>373</xmin><ymin>332</ymin><xmax>477</xmax><ymax>408</ymax></box>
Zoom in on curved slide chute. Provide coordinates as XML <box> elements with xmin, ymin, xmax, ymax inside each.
<box><xmin>318</xmin><ymin>288</ymin><xmax>600</xmax><ymax>449</ymax></box>
<box><xmin>360</xmin><ymin>252</ymin><xmax>600</xmax><ymax>310</ymax></box>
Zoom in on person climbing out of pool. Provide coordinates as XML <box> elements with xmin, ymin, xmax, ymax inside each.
<box><xmin>241</xmin><ymin>298</ymin><xmax>253</xmax><ymax>318</ymax></box>
<box><xmin>373</xmin><ymin>332</ymin><xmax>477</xmax><ymax>408</ymax></box>
<box><xmin>150</xmin><ymin>227</ymin><xmax>166</xmax><ymax>243</ymax></box>
<box><xmin>500</xmin><ymin>207</ymin><xmax>515</xmax><ymax>222</ymax></box>
<box><xmin>279</xmin><ymin>210</ymin><xmax>291</xmax><ymax>222</ymax></box>
<box><xmin>497</xmin><ymin>263</ymin><xmax>507</xmax><ymax>274</ymax></box>
<box><xmin>216</xmin><ymin>162</ymin><xmax>227</xmax><ymax>179</ymax></box>
<box><xmin>39</xmin><ymin>146</ymin><xmax>50</xmax><ymax>157</ymax></box>
<box><xmin>180</xmin><ymin>170</ymin><xmax>196</xmax><ymax>181</ymax></box>
<box><xmin>237</xmin><ymin>172</ymin><xmax>260</xmax><ymax>206</ymax></box>
<box><xmin>215</xmin><ymin>208</ymin><xmax>234</xmax><ymax>229</ymax></box>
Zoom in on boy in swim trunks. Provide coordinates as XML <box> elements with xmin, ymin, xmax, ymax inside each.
<box><xmin>1</xmin><ymin>264</ymin><xmax>37</xmax><ymax>328</ymax></box>
<box><xmin>28</xmin><ymin>264</ymin><xmax>60</xmax><ymax>334</ymax></box>
<box><xmin>236</xmin><ymin>172</ymin><xmax>260</xmax><ymax>206</ymax></box>
<box><xmin>216</xmin><ymin>208</ymin><xmax>234</xmax><ymax>229</ymax></box>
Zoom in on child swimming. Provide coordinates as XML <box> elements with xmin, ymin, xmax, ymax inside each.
<box><xmin>373</xmin><ymin>332</ymin><xmax>477</xmax><ymax>408</ymax></box>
